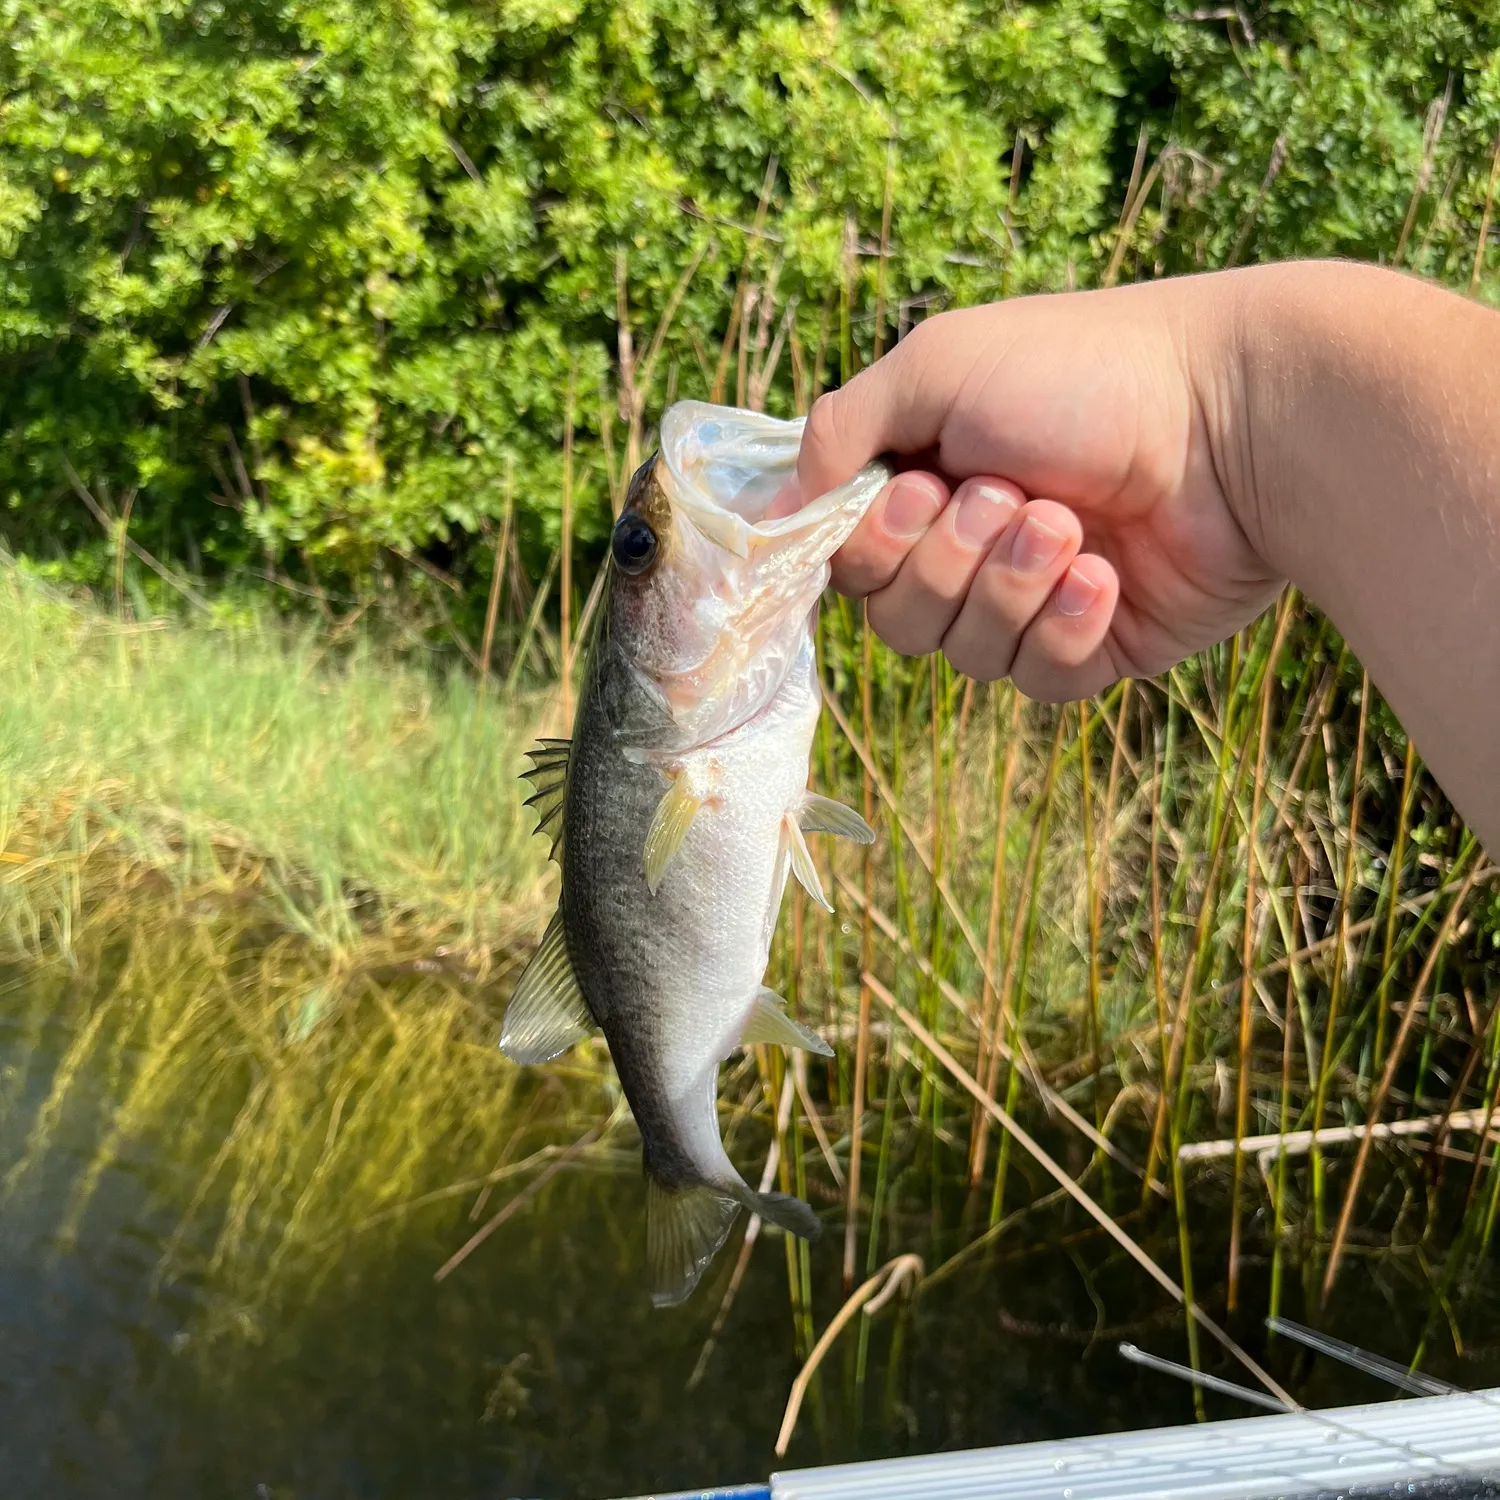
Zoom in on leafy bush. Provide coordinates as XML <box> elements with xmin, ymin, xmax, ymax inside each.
<box><xmin>2</xmin><ymin>1</ymin><xmax>1498</xmax><ymax>592</ymax></box>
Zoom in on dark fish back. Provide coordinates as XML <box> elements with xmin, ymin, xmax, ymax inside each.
<box><xmin>561</xmin><ymin>645</ymin><xmax>701</xmax><ymax>1190</ymax></box>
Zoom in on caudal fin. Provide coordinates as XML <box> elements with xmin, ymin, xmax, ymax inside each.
<box><xmin>646</xmin><ymin>1178</ymin><xmax>741</xmax><ymax>1307</ymax></box>
<box><xmin>645</xmin><ymin>1177</ymin><xmax>822</xmax><ymax>1307</ymax></box>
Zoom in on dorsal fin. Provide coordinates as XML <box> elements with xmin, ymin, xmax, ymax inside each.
<box><xmin>520</xmin><ymin>739</ymin><xmax>570</xmax><ymax>861</ymax></box>
<box><xmin>499</xmin><ymin>910</ymin><xmax>592</xmax><ymax>1064</ymax></box>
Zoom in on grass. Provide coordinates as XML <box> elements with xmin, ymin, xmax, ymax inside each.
<box><xmin>0</xmin><ymin>563</ymin><xmax>551</xmax><ymax>961</ymax></box>
<box><xmin>0</xmin><ymin>564</ymin><xmax>630</xmax><ymax>1336</ymax></box>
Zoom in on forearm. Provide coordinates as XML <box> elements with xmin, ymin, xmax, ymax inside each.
<box><xmin>1217</xmin><ymin>261</ymin><xmax>1500</xmax><ymax>850</ymax></box>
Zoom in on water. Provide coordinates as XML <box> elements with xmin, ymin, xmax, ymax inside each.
<box><xmin>3</xmin><ymin>953</ymin><xmax>1499</xmax><ymax>1500</ymax></box>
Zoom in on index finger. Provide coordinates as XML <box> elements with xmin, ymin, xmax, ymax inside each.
<box><xmin>795</xmin><ymin>315</ymin><xmax>980</xmax><ymax>501</ymax></box>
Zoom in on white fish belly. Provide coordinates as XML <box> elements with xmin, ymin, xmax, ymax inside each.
<box><xmin>646</xmin><ymin>638</ymin><xmax>823</xmax><ymax>1179</ymax></box>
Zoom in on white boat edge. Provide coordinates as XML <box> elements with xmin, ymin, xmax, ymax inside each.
<box><xmin>769</xmin><ymin>1385</ymin><xmax>1500</xmax><ymax>1500</ymax></box>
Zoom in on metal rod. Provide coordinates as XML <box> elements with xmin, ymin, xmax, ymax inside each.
<box><xmin>1118</xmin><ymin>1341</ymin><xmax>1292</xmax><ymax>1412</ymax></box>
<box><xmin>1265</xmin><ymin>1316</ymin><xmax>1460</xmax><ymax>1396</ymax></box>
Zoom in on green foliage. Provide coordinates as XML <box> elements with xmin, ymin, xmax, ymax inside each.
<box><xmin>1</xmin><ymin>1</ymin><xmax>1498</xmax><ymax>589</ymax></box>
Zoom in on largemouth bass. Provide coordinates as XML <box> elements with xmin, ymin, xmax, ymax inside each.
<box><xmin>500</xmin><ymin>401</ymin><xmax>890</xmax><ymax>1306</ymax></box>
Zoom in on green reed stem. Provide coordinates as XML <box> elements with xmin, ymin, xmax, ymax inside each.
<box><xmin>1078</xmin><ymin>701</ymin><xmax>1103</xmax><ymax>1130</ymax></box>
<box><xmin>1267</xmin><ymin>887</ymin><xmax>1303</xmax><ymax>1339</ymax></box>
<box><xmin>989</xmin><ymin>711</ymin><xmax>1066</xmax><ymax>1227</ymax></box>
<box><xmin>1376</xmin><ymin>738</ymin><xmax>1421</xmax><ymax>1073</ymax></box>
<box><xmin>1311</xmin><ymin>673</ymin><xmax>1369</xmax><ymax>1247</ymax></box>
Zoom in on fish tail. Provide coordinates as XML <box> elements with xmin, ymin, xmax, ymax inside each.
<box><xmin>644</xmin><ymin>1174</ymin><xmax>822</xmax><ymax>1306</ymax></box>
<box><xmin>645</xmin><ymin>1175</ymin><xmax>741</xmax><ymax>1308</ymax></box>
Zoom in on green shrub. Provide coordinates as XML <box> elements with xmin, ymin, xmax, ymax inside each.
<box><xmin>1</xmin><ymin>1</ymin><xmax>1498</xmax><ymax>592</ymax></box>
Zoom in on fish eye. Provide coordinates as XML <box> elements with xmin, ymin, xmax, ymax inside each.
<box><xmin>611</xmin><ymin>514</ymin><xmax>659</xmax><ymax>577</ymax></box>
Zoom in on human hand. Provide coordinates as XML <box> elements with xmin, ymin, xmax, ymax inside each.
<box><xmin>796</xmin><ymin>274</ymin><xmax>1281</xmax><ymax>700</ymax></box>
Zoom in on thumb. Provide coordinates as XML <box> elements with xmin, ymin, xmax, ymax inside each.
<box><xmin>794</xmin><ymin>319</ymin><xmax>973</xmax><ymax>501</ymax></box>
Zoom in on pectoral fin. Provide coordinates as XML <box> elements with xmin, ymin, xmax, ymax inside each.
<box><xmin>644</xmin><ymin>773</ymin><xmax>706</xmax><ymax>894</ymax></box>
<box><xmin>520</xmin><ymin>739</ymin><xmax>570</xmax><ymax>861</ymax></box>
<box><xmin>499</xmin><ymin>910</ymin><xmax>593</xmax><ymax>1064</ymax></box>
<box><xmin>783</xmin><ymin>811</ymin><xmax>833</xmax><ymax>913</ymax></box>
<box><xmin>740</xmin><ymin>987</ymin><xmax>834</xmax><ymax>1057</ymax></box>
<box><xmin>799</xmin><ymin>792</ymin><xmax>876</xmax><ymax>845</ymax></box>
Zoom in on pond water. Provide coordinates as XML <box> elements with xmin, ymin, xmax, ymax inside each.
<box><xmin>3</xmin><ymin>959</ymin><xmax>1499</xmax><ymax>1500</ymax></box>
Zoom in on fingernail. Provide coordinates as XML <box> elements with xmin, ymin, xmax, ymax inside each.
<box><xmin>1056</xmin><ymin>566</ymin><xmax>1100</xmax><ymax>617</ymax></box>
<box><xmin>1011</xmin><ymin>515</ymin><xmax>1066</xmax><ymax>575</ymax></box>
<box><xmin>953</xmin><ymin>483</ymin><xmax>1019</xmax><ymax>548</ymax></box>
<box><xmin>884</xmin><ymin>479</ymin><xmax>942</xmax><ymax>538</ymax></box>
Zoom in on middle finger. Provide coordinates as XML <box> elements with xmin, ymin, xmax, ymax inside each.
<box><xmin>941</xmin><ymin>498</ymin><xmax>1085</xmax><ymax>681</ymax></box>
<box><xmin>865</xmin><ymin>477</ymin><xmax>1024</xmax><ymax>655</ymax></box>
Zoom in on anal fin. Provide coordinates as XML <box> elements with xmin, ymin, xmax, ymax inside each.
<box><xmin>740</xmin><ymin>987</ymin><xmax>833</xmax><ymax>1057</ymax></box>
<box><xmin>499</xmin><ymin>910</ymin><xmax>593</xmax><ymax>1064</ymax></box>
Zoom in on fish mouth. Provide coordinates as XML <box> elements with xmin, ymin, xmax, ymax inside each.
<box><xmin>611</xmin><ymin>402</ymin><xmax>891</xmax><ymax>757</ymax></box>
<box><xmin>658</xmin><ymin>402</ymin><xmax>891</xmax><ymax>565</ymax></box>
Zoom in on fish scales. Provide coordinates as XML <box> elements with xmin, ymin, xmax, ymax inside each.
<box><xmin>564</xmin><ymin>632</ymin><xmax>821</xmax><ymax>1192</ymax></box>
<box><xmin>503</xmin><ymin>401</ymin><xmax>890</xmax><ymax>1306</ymax></box>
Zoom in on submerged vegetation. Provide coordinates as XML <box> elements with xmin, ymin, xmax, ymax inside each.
<box><xmin>5</xmin><ymin>0</ymin><xmax>1500</xmax><ymax>1485</ymax></box>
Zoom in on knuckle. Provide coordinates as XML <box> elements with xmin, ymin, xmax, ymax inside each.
<box><xmin>942</xmin><ymin>629</ymin><xmax>1005</xmax><ymax>684</ymax></box>
<box><xmin>867</xmin><ymin>597</ymin><xmax>929</xmax><ymax>657</ymax></box>
<box><xmin>803</xmin><ymin>391</ymin><xmax>846</xmax><ymax>457</ymax></box>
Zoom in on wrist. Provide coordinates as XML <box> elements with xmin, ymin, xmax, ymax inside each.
<box><xmin>1201</xmin><ymin>259</ymin><xmax>1433</xmax><ymax>587</ymax></box>
<box><xmin>1185</xmin><ymin>261</ymin><xmax>1316</xmax><ymax>581</ymax></box>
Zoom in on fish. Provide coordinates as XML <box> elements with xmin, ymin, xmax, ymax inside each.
<box><xmin>500</xmin><ymin>400</ymin><xmax>891</xmax><ymax>1306</ymax></box>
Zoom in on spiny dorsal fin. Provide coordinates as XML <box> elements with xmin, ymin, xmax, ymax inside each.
<box><xmin>799</xmin><ymin>792</ymin><xmax>876</xmax><ymax>845</ymax></box>
<box><xmin>644</xmin><ymin>771</ymin><xmax>707</xmax><ymax>894</ymax></box>
<box><xmin>520</xmin><ymin>739</ymin><xmax>570</xmax><ymax>861</ymax></box>
<box><xmin>646</xmin><ymin>1178</ymin><xmax>741</xmax><ymax>1307</ymax></box>
<box><xmin>782</xmin><ymin>811</ymin><xmax>833</xmax><ymax>913</ymax></box>
<box><xmin>740</xmin><ymin>987</ymin><xmax>834</xmax><ymax>1057</ymax></box>
<box><xmin>499</xmin><ymin>910</ymin><xmax>592</xmax><ymax>1065</ymax></box>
